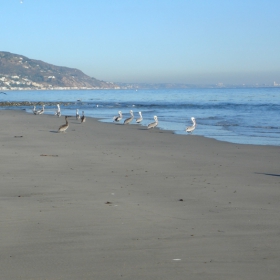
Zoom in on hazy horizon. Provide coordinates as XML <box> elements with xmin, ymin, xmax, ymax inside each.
<box><xmin>1</xmin><ymin>1</ymin><xmax>280</xmax><ymax>85</ymax></box>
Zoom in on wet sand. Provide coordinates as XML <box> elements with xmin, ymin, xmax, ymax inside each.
<box><xmin>1</xmin><ymin>109</ymin><xmax>280</xmax><ymax>280</ymax></box>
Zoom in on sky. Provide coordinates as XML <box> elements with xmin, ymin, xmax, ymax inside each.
<box><xmin>1</xmin><ymin>0</ymin><xmax>280</xmax><ymax>85</ymax></box>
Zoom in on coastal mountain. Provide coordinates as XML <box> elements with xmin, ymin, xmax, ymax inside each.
<box><xmin>1</xmin><ymin>52</ymin><xmax>267</xmax><ymax>91</ymax></box>
<box><xmin>0</xmin><ymin>51</ymin><xmax>119</xmax><ymax>90</ymax></box>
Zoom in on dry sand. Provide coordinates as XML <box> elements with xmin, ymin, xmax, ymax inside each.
<box><xmin>1</xmin><ymin>109</ymin><xmax>280</xmax><ymax>280</ymax></box>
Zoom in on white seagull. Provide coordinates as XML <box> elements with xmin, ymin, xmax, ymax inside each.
<box><xmin>113</xmin><ymin>111</ymin><xmax>122</xmax><ymax>122</ymax></box>
<box><xmin>32</xmin><ymin>105</ymin><xmax>37</xmax><ymax>115</ymax></box>
<box><xmin>186</xmin><ymin>117</ymin><xmax>196</xmax><ymax>133</ymax></box>
<box><xmin>124</xmin><ymin>110</ymin><xmax>134</xmax><ymax>124</ymax></box>
<box><xmin>136</xmin><ymin>111</ymin><xmax>143</xmax><ymax>123</ymax></box>
<box><xmin>55</xmin><ymin>104</ymin><xmax>61</xmax><ymax>117</ymax></box>
<box><xmin>147</xmin><ymin>116</ymin><xmax>158</xmax><ymax>129</ymax></box>
<box><xmin>36</xmin><ymin>105</ymin><xmax>45</xmax><ymax>115</ymax></box>
<box><xmin>76</xmin><ymin>109</ymin><xmax>80</xmax><ymax>120</ymax></box>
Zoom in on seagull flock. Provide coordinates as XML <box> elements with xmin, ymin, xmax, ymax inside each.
<box><xmin>31</xmin><ymin>104</ymin><xmax>196</xmax><ymax>134</ymax></box>
<box><xmin>31</xmin><ymin>104</ymin><xmax>87</xmax><ymax>133</ymax></box>
<box><xmin>113</xmin><ymin>109</ymin><xmax>196</xmax><ymax>132</ymax></box>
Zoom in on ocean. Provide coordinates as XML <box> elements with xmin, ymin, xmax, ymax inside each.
<box><xmin>1</xmin><ymin>87</ymin><xmax>280</xmax><ymax>146</ymax></box>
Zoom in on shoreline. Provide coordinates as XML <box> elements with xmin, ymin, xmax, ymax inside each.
<box><xmin>1</xmin><ymin>109</ymin><xmax>280</xmax><ymax>279</ymax></box>
<box><xmin>1</xmin><ymin>106</ymin><xmax>279</xmax><ymax>147</ymax></box>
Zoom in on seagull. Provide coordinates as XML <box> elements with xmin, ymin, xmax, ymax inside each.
<box><xmin>136</xmin><ymin>111</ymin><xmax>143</xmax><ymax>123</ymax></box>
<box><xmin>32</xmin><ymin>105</ymin><xmax>37</xmax><ymax>115</ymax></box>
<box><xmin>81</xmin><ymin>111</ymin><xmax>86</xmax><ymax>123</ymax></box>
<box><xmin>76</xmin><ymin>109</ymin><xmax>80</xmax><ymax>120</ymax></box>
<box><xmin>113</xmin><ymin>111</ymin><xmax>122</xmax><ymax>122</ymax></box>
<box><xmin>147</xmin><ymin>116</ymin><xmax>158</xmax><ymax>129</ymax></box>
<box><xmin>55</xmin><ymin>104</ymin><xmax>61</xmax><ymax>117</ymax></box>
<box><xmin>186</xmin><ymin>117</ymin><xmax>196</xmax><ymax>133</ymax></box>
<box><xmin>36</xmin><ymin>105</ymin><xmax>45</xmax><ymax>115</ymax></box>
<box><xmin>58</xmin><ymin>116</ymin><xmax>69</xmax><ymax>132</ymax></box>
<box><xmin>124</xmin><ymin>110</ymin><xmax>134</xmax><ymax>124</ymax></box>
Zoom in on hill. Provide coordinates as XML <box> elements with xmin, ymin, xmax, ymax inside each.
<box><xmin>0</xmin><ymin>51</ymin><xmax>119</xmax><ymax>90</ymax></box>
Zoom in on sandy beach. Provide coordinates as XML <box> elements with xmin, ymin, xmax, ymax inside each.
<box><xmin>1</xmin><ymin>109</ymin><xmax>279</xmax><ymax>280</ymax></box>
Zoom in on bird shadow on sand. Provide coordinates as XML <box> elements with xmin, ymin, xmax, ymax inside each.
<box><xmin>255</xmin><ymin>172</ymin><xmax>280</xmax><ymax>177</ymax></box>
<box><xmin>138</xmin><ymin>127</ymin><xmax>149</xmax><ymax>130</ymax></box>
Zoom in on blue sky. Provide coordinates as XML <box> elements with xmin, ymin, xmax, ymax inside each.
<box><xmin>1</xmin><ymin>0</ymin><xmax>280</xmax><ymax>85</ymax></box>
